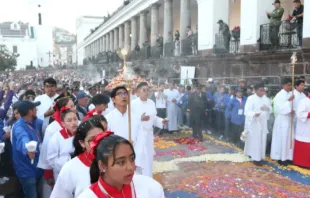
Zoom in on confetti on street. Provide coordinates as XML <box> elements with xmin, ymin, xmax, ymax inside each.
<box><xmin>154</xmin><ymin>132</ymin><xmax>310</xmax><ymax>198</ymax></box>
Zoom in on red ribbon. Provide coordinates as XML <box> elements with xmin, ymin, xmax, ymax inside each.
<box><xmin>82</xmin><ymin>109</ymin><xmax>102</xmax><ymax>121</ymax></box>
<box><xmin>60</xmin><ymin>106</ymin><xmax>71</xmax><ymax>112</ymax></box>
<box><xmin>89</xmin><ymin>131</ymin><xmax>114</xmax><ymax>158</ymax></box>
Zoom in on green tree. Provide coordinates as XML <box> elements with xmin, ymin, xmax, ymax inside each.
<box><xmin>0</xmin><ymin>45</ymin><xmax>17</xmax><ymax>71</ymax></box>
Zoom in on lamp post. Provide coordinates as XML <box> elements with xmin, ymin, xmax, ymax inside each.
<box><xmin>121</xmin><ymin>48</ymin><xmax>135</xmax><ymax>142</ymax></box>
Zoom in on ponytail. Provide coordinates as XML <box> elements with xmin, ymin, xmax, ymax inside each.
<box><xmin>90</xmin><ymin>157</ymin><xmax>100</xmax><ymax>184</ymax></box>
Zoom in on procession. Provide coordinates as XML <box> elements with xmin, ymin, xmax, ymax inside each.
<box><xmin>1</xmin><ymin>0</ymin><xmax>310</xmax><ymax>197</ymax></box>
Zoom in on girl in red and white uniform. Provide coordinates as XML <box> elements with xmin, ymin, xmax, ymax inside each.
<box><xmin>50</xmin><ymin>117</ymin><xmax>107</xmax><ymax>198</ymax></box>
<box><xmin>38</xmin><ymin>97</ymin><xmax>76</xmax><ymax>197</ymax></box>
<box><xmin>78</xmin><ymin>132</ymin><xmax>165</xmax><ymax>198</ymax></box>
<box><xmin>46</xmin><ymin>108</ymin><xmax>79</xmax><ymax>180</ymax></box>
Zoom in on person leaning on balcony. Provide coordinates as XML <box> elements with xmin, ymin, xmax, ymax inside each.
<box><xmin>266</xmin><ymin>0</ymin><xmax>284</xmax><ymax>48</ymax></box>
<box><xmin>217</xmin><ymin>20</ymin><xmax>231</xmax><ymax>52</ymax></box>
<box><xmin>291</xmin><ymin>0</ymin><xmax>304</xmax><ymax>46</ymax></box>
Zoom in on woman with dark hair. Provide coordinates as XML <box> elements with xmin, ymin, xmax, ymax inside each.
<box><xmin>46</xmin><ymin>108</ymin><xmax>78</xmax><ymax>180</ymax></box>
<box><xmin>50</xmin><ymin>118</ymin><xmax>105</xmax><ymax>198</ymax></box>
<box><xmin>78</xmin><ymin>132</ymin><xmax>165</xmax><ymax>198</ymax></box>
<box><xmin>38</xmin><ymin>97</ymin><xmax>76</xmax><ymax>189</ymax></box>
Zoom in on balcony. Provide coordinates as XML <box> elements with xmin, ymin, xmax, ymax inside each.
<box><xmin>213</xmin><ymin>33</ymin><xmax>240</xmax><ymax>54</ymax></box>
<box><xmin>259</xmin><ymin>20</ymin><xmax>300</xmax><ymax>51</ymax></box>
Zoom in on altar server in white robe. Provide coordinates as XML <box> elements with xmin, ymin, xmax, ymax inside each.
<box><xmin>38</xmin><ymin>97</ymin><xmax>75</xmax><ymax>198</ymax></box>
<box><xmin>293</xmin><ymin>96</ymin><xmax>310</xmax><ymax>168</ymax></box>
<box><xmin>131</xmin><ymin>82</ymin><xmax>168</xmax><ymax>177</ymax></box>
<box><xmin>271</xmin><ymin>78</ymin><xmax>295</xmax><ymax>166</ymax></box>
<box><xmin>293</xmin><ymin>80</ymin><xmax>306</xmax><ymax>126</ymax></box>
<box><xmin>47</xmin><ymin>108</ymin><xmax>79</xmax><ymax>180</ymax></box>
<box><xmin>164</xmin><ymin>82</ymin><xmax>181</xmax><ymax>132</ymax></box>
<box><xmin>51</xmin><ymin>118</ymin><xmax>106</xmax><ymax>198</ymax></box>
<box><xmin>78</xmin><ymin>133</ymin><xmax>165</xmax><ymax>198</ymax></box>
<box><xmin>244</xmin><ymin>83</ymin><xmax>272</xmax><ymax>166</ymax></box>
<box><xmin>34</xmin><ymin>77</ymin><xmax>59</xmax><ymax>132</ymax></box>
<box><xmin>106</xmin><ymin>86</ymin><xmax>140</xmax><ymax>144</ymax></box>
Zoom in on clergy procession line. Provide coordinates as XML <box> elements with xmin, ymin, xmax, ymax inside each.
<box><xmin>0</xmin><ymin>73</ymin><xmax>310</xmax><ymax>198</ymax></box>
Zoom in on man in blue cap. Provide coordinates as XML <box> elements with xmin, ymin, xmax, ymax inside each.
<box><xmin>76</xmin><ymin>91</ymin><xmax>89</xmax><ymax>119</ymax></box>
<box><xmin>12</xmin><ymin>100</ymin><xmax>43</xmax><ymax>198</ymax></box>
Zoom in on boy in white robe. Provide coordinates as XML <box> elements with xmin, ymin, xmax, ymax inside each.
<box><xmin>293</xmin><ymin>96</ymin><xmax>310</xmax><ymax>168</ymax></box>
<box><xmin>106</xmin><ymin>86</ymin><xmax>140</xmax><ymax>141</ymax></box>
<box><xmin>244</xmin><ymin>83</ymin><xmax>271</xmax><ymax>166</ymax></box>
<box><xmin>271</xmin><ymin>78</ymin><xmax>294</xmax><ymax>166</ymax></box>
<box><xmin>164</xmin><ymin>82</ymin><xmax>181</xmax><ymax>133</ymax></box>
<box><xmin>131</xmin><ymin>82</ymin><xmax>168</xmax><ymax>177</ymax></box>
<box><xmin>293</xmin><ymin>80</ymin><xmax>306</xmax><ymax>127</ymax></box>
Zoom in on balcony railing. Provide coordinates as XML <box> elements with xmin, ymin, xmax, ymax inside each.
<box><xmin>180</xmin><ymin>34</ymin><xmax>198</xmax><ymax>56</ymax></box>
<box><xmin>259</xmin><ymin>20</ymin><xmax>300</xmax><ymax>51</ymax></box>
<box><xmin>213</xmin><ymin>33</ymin><xmax>240</xmax><ymax>54</ymax></box>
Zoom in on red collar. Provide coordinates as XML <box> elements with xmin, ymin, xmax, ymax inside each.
<box><xmin>77</xmin><ymin>151</ymin><xmax>94</xmax><ymax>167</ymax></box>
<box><xmin>82</xmin><ymin>109</ymin><xmax>102</xmax><ymax>121</ymax></box>
<box><xmin>90</xmin><ymin>177</ymin><xmax>135</xmax><ymax>198</ymax></box>
<box><xmin>59</xmin><ymin>128</ymin><xmax>74</xmax><ymax>139</ymax></box>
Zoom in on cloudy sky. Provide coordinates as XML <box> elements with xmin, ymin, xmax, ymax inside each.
<box><xmin>0</xmin><ymin>0</ymin><xmax>123</xmax><ymax>33</ymax></box>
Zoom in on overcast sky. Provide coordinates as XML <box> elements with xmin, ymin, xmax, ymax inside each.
<box><xmin>0</xmin><ymin>0</ymin><xmax>123</xmax><ymax>33</ymax></box>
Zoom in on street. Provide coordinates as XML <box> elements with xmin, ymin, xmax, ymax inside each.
<box><xmin>153</xmin><ymin>131</ymin><xmax>310</xmax><ymax>198</ymax></box>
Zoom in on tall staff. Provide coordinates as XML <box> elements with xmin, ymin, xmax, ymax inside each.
<box><xmin>290</xmin><ymin>52</ymin><xmax>297</xmax><ymax>148</ymax></box>
<box><xmin>121</xmin><ymin>48</ymin><xmax>134</xmax><ymax>142</ymax></box>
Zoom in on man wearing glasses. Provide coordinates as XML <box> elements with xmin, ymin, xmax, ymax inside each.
<box><xmin>106</xmin><ymin>86</ymin><xmax>140</xmax><ymax>144</ymax></box>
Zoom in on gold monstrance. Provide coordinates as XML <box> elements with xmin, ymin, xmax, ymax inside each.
<box><xmin>121</xmin><ymin>48</ymin><xmax>135</xmax><ymax>142</ymax></box>
<box><xmin>290</xmin><ymin>52</ymin><xmax>297</xmax><ymax>149</ymax></box>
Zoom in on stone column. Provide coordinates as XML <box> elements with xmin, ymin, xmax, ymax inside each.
<box><xmin>303</xmin><ymin>0</ymin><xmax>310</xmax><ymax>47</ymax></box>
<box><xmin>106</xmin><ymin>33</ymin><xmax>110</xmax><ymax>51</ymax></box>
<box><xmin>196</xmin><ymin>0</ymin><xmax>230</xmax><ymax>53</ymax></box>
<box><xmin>131</xmin><ymin>16</ymin><xmax>138</xmax><ymax>51</ymax></box>
<box><xmin>239</xmin><ymin>0</ymin><xmax>272</xmax><ymax>52</ymax></box>
<box><xmin>163</xmin><ymin>0</ymin><xmax>173</xmax><ymax>44</ymax></box>
<box><xmin>119</xmin><ymin>25</ymin><xmax>124</xmax><ymax>48</ymax></box>
<box><xmin>124</xmin><ymin>21</ymin><xmax>131</xmax><ymax>49</ymax></box>
<box><xmin>180</xmin><ymin>0</ymin><xmax>191</xmax><ymax>39</ymax></box>
<box><xmin>102</xmin><ymin>36</ymin><xmax>106</xmax><ymax>52</ymax></box>
<box><xmin>114</xmin><ymin>29</ymin><xmax>119</xmax><ymax>50</ymax></box>
<box><xmin>110</xmin><ymin>31</ymin><xmax>114</xmax><ymax>51</ymax></box>
<box><xmin>139</xmin><ymin>11</ymin><xmax>148</xmax><ymax>47</ymax></box>
<box><xmin>151</xmin><ymin>4</ymin><xmax>160</xmax><ymax>47</ymax></box>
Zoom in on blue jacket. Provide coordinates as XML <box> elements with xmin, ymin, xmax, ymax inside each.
<box><xmin>224</xmin><ymin>94</ymin><xmax>234</xmax><ymax>118</ymax></box>
<box><xmin>12</xmin><ymin>117</ymin><xmax>43</xmax><ymax>178</ymax></box>
<box><xmin>214</xmin><ymin>93</ymin><xmax>230</xmax><ymax>112</ymax></box>
<box><xmin>0</xmin><ymin>90</ymin><xmax>14</xmax><ymax>142</ymax></box>
<box><xmin>228</xmin><ymin>96</ymin><xmax>247</xmax><ymax>125</ymax></box>
<box><xmin>177</xmin><ymin>92</ymin><xmax>190</xmax><ymax>108</ymax></box>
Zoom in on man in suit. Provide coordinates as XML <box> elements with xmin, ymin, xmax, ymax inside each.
<box><xmin>187</xmin><ymin>84</ymin><xmax>207</xmax><ymax>142</ymax></box>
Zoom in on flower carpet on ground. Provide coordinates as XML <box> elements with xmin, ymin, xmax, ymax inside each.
<box><xmin>154</xmin><ymin>132</ymin><xmax>310</xmax><ymax>197</ymax></box>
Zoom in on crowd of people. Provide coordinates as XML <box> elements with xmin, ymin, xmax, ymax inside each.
<box><xmin>0</xmin><ymin>71</ymin><xmax>309</xmax><ymax>198</ymax></box>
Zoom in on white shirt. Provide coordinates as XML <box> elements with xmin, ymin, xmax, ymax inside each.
<box><xmin>35</xmin><ymin>94</ymin><xmax>59</xmax><ymax>121</ymax></box>
<box><xmin>293</xmin><ymin>90</ymin><xmax>306</xmax><ymax>112</ymax></box>
<box><xmin>46</xmin><ymin>130</ymin><xmax>74</xmax><ymax>180</ymax></box>
<box><xmin>50</xmin><ymin>156</ymin><xmax>91</xmax><ymax>198</ymax></box>
<box><xmin>163</xmin><ymin>89</ymin><xmax>181</xmax><ymax>102</ymax></box>
<box><xmin>106</xmin><ymin>108</ymin><xmax>139</xmax><ymax>143</ymax></box>
<box><xmin>296</xmin><ymin>97</ymin><xmax>310</xmax><ymax>142</ymax></box>
<box><xmin>154</xmin><ymin>92</ymin><xmax>166</xmax><ymax>109</ymax></box>
<box><xmin>78</xmin><ymin>174</ymin><xmax>165</xmax><ymax>198</ymax></box>
<box><xmin>38</xmin><ymin>121</ymin><xmax>62</xmax><ymax>169</ymax></box>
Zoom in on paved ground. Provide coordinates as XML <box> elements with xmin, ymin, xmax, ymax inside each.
<box><xmin>153</xmin><ymin>131</ymin><xmax>310</xmax><ymax>198</ymax></box>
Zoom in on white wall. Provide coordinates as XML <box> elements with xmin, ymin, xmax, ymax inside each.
<box><xmin>0</xmin><ymin>37</ymin><xmax>38</xmax><ymax>70</ymax></box>
<box><xmin>35</xmin><ymin>25</ymin><xmax>54</xmax><ymax>67</ymax></box>
<box><xmin>72</xmin><ymin>43</ymin><xmax>77</xmax><ymax>64</ymax></box>
<box><xmin>76</xmin><ymin>16</ymin><xmax>103</xmax><ymax>65</ymax></box>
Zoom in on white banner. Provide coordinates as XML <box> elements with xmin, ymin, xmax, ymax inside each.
<box><xmin>180</xmin><ymin>66</ymin><xmax>195</xmax><ymax>85</ymax></box>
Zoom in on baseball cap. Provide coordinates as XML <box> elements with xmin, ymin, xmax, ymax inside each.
<box><xmin>76</xmin><ymin>91</ymin><xmax>88</xmax><ymax>100</ymax></box>
<box><xmin>18</xmin><ymin>100</ymin><xmax>41</xmax><ymax>116</ymax></box>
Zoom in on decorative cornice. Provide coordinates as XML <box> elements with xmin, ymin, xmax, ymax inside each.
<box><xmin>79</xmin><ymin>0</ymin><xmax>159</xmax><ymax>49</ymax></box>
